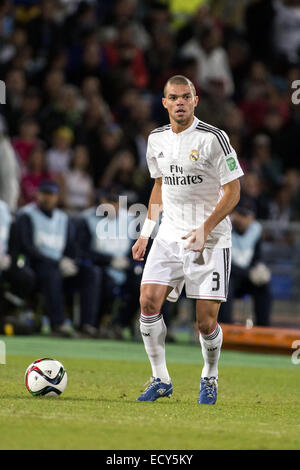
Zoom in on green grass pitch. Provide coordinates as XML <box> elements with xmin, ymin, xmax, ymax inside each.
<box><xmin>0</xmin><ymin>335</ymin><xmax>300</xmax><ymax>450</ymax></box>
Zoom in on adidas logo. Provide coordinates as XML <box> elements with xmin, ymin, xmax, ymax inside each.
<box><xmin>158</xmin><ymin>152</ymin><xmax>165</xmax><ymax>158</ymax></box>
<box><xmin>141</xmin><ymin>332</ymin><xmax>150</xmax><ymax>337</ymax></box>
<box><xmin>157</xmin><ymin>388</ymin><xmax>167</xmax><ymax>396</ymax></box>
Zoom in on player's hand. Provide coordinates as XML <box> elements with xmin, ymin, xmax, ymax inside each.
<box><xmin>182</xmin><ymin>225</ymin><xmax>207</xmax><ymax>252</ymax></box>
<box><xmin>132</xmin><ymin>237</ymin><xmax>149</xmax><ymax>261</ymax></box>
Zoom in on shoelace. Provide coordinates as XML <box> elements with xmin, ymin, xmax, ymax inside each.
<box><xmin>142</xmin><ymin>378</ymin><xmax>158</xmax><ymax>394</ymax></box>
<box><xmin>203</xmin><ymin>379</ymin><xmax>216</xmax><ymax>399</ymax></box>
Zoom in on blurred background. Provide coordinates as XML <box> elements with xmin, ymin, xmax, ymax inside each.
<box><xmin>0</xmin><ymin>0</ymin><xmax>300</xmax><ymax>343</ymax></box>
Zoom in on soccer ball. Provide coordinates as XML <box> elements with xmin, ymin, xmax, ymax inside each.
<box><xmin>25</xmin><ymin>358</ymin><xmax>67</xmax><ymax>397</ymax></box>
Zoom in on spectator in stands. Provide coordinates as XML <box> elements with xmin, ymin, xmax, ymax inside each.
<box><xmin>39</xmin><ymin>85</ymin><xmax>82</xmax><ymax>144</ymax></box>
<box><xmin>240</xmin><ymin>172</ymin><xmax>272</xmax><ymax>220</ymax></box>
<box><xmin>46</xmin><ymin>126</ymin><xmax>74</xmax><ymax>176</ymax></box>
<box><xmin>226</xmin><ymin>38</ymin><xmax>250</xmax><ymax>103</ymax></box>
<box><xmin>180</xmin><ymin>22</ymin><xmax>234</xmax><ymax>96</ymax></box>
<box><xmin>176</xmin><ymin>56</ymin><xmax>202</xmax><ymax>96</ymax></box>
<box><xmin>244</xmin><ymin>0</ymin><xmax>275</xmax><ymax>63</ymax></box>
<box><xmin>284</xmin><ymin>168</ymin><xmax>300</xmax><ymax>220</ymax></box>
<box><xmin>20</xmin><ymin>143</ymin><xmax>53</xmax><ymax>205</ymax></box>
<box><xmin>69</xmin><ymin>38</ymin><xmax>106</xmax><ymax>88</ymax></box>
<box><xmin>131</xmin><ymin>120</ymin><xmax>158</xmax><ymax>172</ymax></box>
<box><xmin>20</xmin><ymin>86</ymin><xmax>42</xmax><ymax>122</ymax></box>
<box><xmin>266</xmin><ymin>184</ymin><xmax>295</xmax><ymax>244</ymax></box>
<box><xmin>81</xmin><ymin>76</ymin><xmax>102</xmax><ymax>102</ymax></box>
<box><xmin>102</xmin><ymin>0</ymin><xmax>151</xmax><ymax>51</ymax></box>
<box><xmin>62</xmin><ymin>144</ymin><xmax>93</xmax><ymax>212</ymax></box>
<box><xmin>104</xmin><ymin>21</ymin><xmax>150</xmax><ymax>92</ymax></box>
<box><xmin>3</xmin><ymin>68</ymin><xmax>27</xmax><ymax>135</ymax></box>
<box><xmin>239</xmin><ymin>61</ymin><xmax>270</xmax><ymax>132</ymax></box>
<box><xmin>0</xmin><ymin>25</ymin><xmax>28</xmax><ymax>72</ymax></box>
<box><xmin>0</xmin><ymin>0</ymin><xmax>14</xmax><ymax>43</ymax></box>
<box><xmin>121</xmin><ymin>94</ymin><xmax>153</xmax><ymax>141</ymax></box>
<box><xmin>143</xmin><ymin>0</ymin><xmax>171</xmax><ymax>36</ymax></box>
<box><xmin>42</xmin><ymin>69</ymin><xmax>66</xmax><ymax>106</ymax></box>
<box><xmin>62</xmin><ymin>0</ymin><xmax>99</xmax><ymax>48</ymax></box>
<box><xmin>218</xmin><ymin>196</ymin><xmax>272</xmax><ymax>326</ymax></box>
<box><xmin>223</xmin><ymin>104</ymin><xmax>246</xmax><ymax>136</ymax></box>
<box><xmin>273</xmin><ymin>0</ymin><xmax>300</xmax><ymax>64</ymax></box>
<box><xmin>12</xmin><ymin>117</ymin><xmax>40</xmax><ymax>172</ymax></box>
<box><xmin>145</xmin><ymin>25</ymin><xmax>177</xmax><ymax>93</ymax></box>
<box><xmin>100</xmin><ymin>149</ymin><xmax>139</xmax><ymax>204</ymax></box>
<box><xmin>115</xmin><ymin>87</ymin><xmax>141</xmax><ymax>125</ymax></box>
<box><xmin>25</xmin><ymin>0</ymin><xmax>63</xmax><ymax>62</ymax></box>
<box><xmin>195</xmin><ymin>77</ymin><xmax>233</xmax><ymax>129</ymax></box>
<box><xmin>175</xmin><ymin>3</ymin><xmax>211</xmax><ymax>48</ymax></box>
<box><xmin>78</xmin><ymin>102</ymin><xmax>116</xmax><ymax>186</ymax></box>
<box><xmin>249</xmin><ymin>134</ymin><xmax>283</xmax><ymax>189</ymax></box>
<box><xmin>16</xmin><ymin>180</ymin><xmax>100</xmax><ymax>337</ymax></box>
<box><xmin>106</xmin><ymin>20</ymin><xmax>149</xmax><ymax>88</ymax></box>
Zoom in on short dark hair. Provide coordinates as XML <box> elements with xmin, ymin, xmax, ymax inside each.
<box><xmin>164</xmin><ymin>75</ymin><xmax>196</xmax><ymax>97</ymax></box>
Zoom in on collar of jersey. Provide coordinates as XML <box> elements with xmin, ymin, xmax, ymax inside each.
<box><xmin>170</xmin><ymin>116</ymin><xmax>199</xmax><ymax>136</ymax></box>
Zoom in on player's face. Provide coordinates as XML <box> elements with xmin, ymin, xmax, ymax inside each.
<box><xmin>162</xmin><ymin>84</ymin><xmax>198</xmax><ymax>125</ymax></box>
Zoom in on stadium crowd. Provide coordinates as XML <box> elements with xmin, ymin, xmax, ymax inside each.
<box><xmin>1</xmin><ymin>0</ymin><xmax>300</xmax><ymax>337</ymax></box>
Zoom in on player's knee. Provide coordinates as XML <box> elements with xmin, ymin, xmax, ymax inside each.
<box><xmin>197</xmin><ymin>318</ymin><xmax>216</xmax><ymax>335</ymax></box>
<box><xmin>139</xmin><ymin>292</ymin><xmax>160</xmax><ymax>315</ymax></box>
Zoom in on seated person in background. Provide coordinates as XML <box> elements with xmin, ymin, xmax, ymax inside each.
<box><xmin>0</xmin><ymin>199</ymin><xmax>36</xmax><ymax>323</ymax></box>
<box><xmin>16</xmin><ymin>180</ymin><xmax>100</xmax><ymax>337</ymax></box>
<box><xmin>77</xmin><ymin>185</ymin><xmax>142</xmax><ymax>338</ymax></box>
<box><xmin>218</xmin><ymin>196</ymin><xmax>272</xmax><ymax>326</ymax></box>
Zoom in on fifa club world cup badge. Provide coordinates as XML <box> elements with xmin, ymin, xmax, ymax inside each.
<box><xmin>189</xmin><ymin>149</ymin><xmax>199</xmax><ymax>162</ymax></box>
<box><xmin>226</xmin><ymin>157</ymin><xmax>237</xmax><ymax>171</ymax></box>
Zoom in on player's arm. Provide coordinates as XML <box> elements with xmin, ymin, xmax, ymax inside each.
<box><xmin>145</xmin><ymin>177</ymin><xmax>163</xmax><ymax>220</ymax></box>
<box><xmin>182</xmin><ymin>178</ymin><xmax>240</xmax><ymax>251</ymax></box>
<box><xmin>132</xmin><ymin>177</ymin><xmax>162</xmax><ymax>261</ymax></box>
<box><xmin>204</xmin><ymin>178</ymin><xmax>240</xmax><ymax>236</ymax></box>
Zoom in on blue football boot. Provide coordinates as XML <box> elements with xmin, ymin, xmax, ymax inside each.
<box><xmin>198</xmin><ymin>377</ymin><xmax>218</xmax><ymax>404</ymax></box>
<box><xmin>136</xmin><ymin>377</ymin><xmax>173</xmax><ymax>402</ymax></box>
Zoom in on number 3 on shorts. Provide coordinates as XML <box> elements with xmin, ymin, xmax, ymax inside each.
<box><xmin>212</xmin><ymin>272</ymin><xmax>220</xmax><ymax>291</ymax></box>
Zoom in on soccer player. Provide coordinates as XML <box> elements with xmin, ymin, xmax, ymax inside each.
<box><xmin>132</xmin><ymin>75</ymin><xmax>244</xmax><ymax>404</ymax></box>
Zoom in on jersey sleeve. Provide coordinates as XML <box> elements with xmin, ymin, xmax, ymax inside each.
<box><xmin>146</xmin><ymin>136</ymin><xmax>162</xmax><ymax>179</ymax></box>
<box><xmin>210</xmin><ymin>131</ymin><xmax>244</xmax><ymax>186</ymax></box>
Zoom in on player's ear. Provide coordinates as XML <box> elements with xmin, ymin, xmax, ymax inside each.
<box><xmin>162</xmin><ymin>97</ymin><xmax>167</xmax><ymax>109</ymax></box>
<box><xmin>194</xmin><ymin>95</ymin><xmax>199</xmax><ymax>107</ymax></box>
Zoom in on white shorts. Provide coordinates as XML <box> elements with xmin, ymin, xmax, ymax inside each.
<box><xmin>141</xmin><ymin>238</ymin><xmax>231</xmax><ymax>302</ymax></box>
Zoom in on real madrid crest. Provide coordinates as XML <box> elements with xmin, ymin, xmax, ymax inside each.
<box><xmin>189</xmin><ymin>149</ymin><xmax>199</xmax><ymax>162</ymax></box>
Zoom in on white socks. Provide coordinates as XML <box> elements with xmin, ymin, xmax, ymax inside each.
<box><xmin>140</xmin><ymin>313</ymin><xmax>222</xmax><ymax>382</ymax></box>
<box><xmin>140</xmin><ymin>312</ymin><xmax>171</xmax><ymax>383</ymax></box>
<box><xmin>199</xmin><ymin>323</ymin><xmax>223</xmax><ymax>378</ymax></box>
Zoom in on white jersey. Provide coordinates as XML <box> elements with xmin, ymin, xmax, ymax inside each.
<box><xmin>146</xmin><ymin>116</ymin><xmax>244</xmax><ymax>248</ymax></box>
